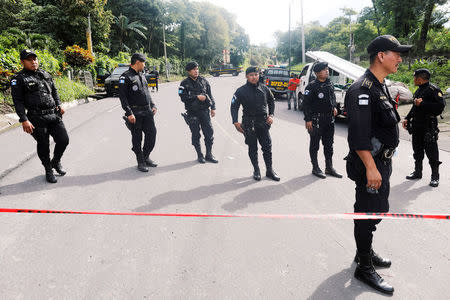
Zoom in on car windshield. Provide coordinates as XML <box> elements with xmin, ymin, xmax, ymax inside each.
<box><xmin>266</xmin><ymin>69</ymin><xmax>289</xmax><ymax>77</ymax></box>
<box><xmin>112</xmin><ymin>67</ymin><xmax>128</xmax><ymax>75</ymax></box>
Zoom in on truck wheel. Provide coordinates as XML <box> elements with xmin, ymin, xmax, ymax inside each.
<box><xmin>232</xmin><ymin>72</ymin><xmax>238</xmax><ymax>76</ymax></box>
<box><xmin>213</xmin><ymin>73</ymin><xmax>219</xmax><ymax>77</ymax></box>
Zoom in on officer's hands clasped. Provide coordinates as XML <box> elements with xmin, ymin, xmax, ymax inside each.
<box><xmin>413</xmin><ymin>98</ymin><xmax>423</xmax><ymax>106</ymax></box>
<box><xmin>266</xmin><ymin>115</ymin><xmax>273</xmax><ymax>125</ymax></box>
<box><xmin>197</xmin><ymin>94</ymin><xmax>207</xmax><ymax>101</ymax></box>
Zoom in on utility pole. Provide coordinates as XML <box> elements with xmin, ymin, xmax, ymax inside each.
<box><xmin>162</xmin><ymin>21</ymin><xmax>169</xmax><ymax>80</ymax></box>
<box><xmin>86</xmin><ymin>13</ymin><xmax>94</xmax><ymax>57</ymax></box>
<box><xmin>288</xmin><ymin>1</ymin><xmax>291</xmax><ymax>71</ymax></box>
<box><xmin>301</xmin><ymin>0</ymin><xmax>305</xmax><ymax>64</ymax></box>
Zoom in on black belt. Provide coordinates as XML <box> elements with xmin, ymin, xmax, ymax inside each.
<box><xmin>376</xmin><ymin>146</ymin><xmax>396</xmax><ymax>160</ymax></box>
<box><xmin>312</xmin><ymin>111</ymin><xmax>333</xmax><ymax>117</ymax></box>
<box><xmin>28</xmin><ymin>107</ymin><xmax>56</xmax><ymax>115</ymax></box>
<box><xmin>243</xmin><ymin>114</ymin><xmax>267</xmax><ymax>119</ymax></box>
<box><xmin>131</xmin><ymin>105</ymin><xmax>151</xmax><ymax>111</ymax></box>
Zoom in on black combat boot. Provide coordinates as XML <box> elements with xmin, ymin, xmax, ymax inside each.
<box><xmin>311</xmin><ymin>159</ymin><xmax>326</xmax><ymax>179</ymax></box>
<box><xmin>429</xmin><ymin>162</ymin><xmax>441</xmax><ymax>187</ymax></box>
<box><xmin>266</xmin><ymin>167</ymin><xmax>280</xmax><ymax>181</ymax></box>
<box><xmin>354</xmin><ymin>251</ymin><xmax>394</xmax><ymax>295</ymax></box>
<box><xmin>205</xmin><ymin>146</ymin><xmax>218</xmax><ymax>163</ymax></box>
<box><xmin>406</xmin><ymin>160</ymin><xmax>422</xmax><ymax>180</ymax></box>
<box><xmin>45</xmin><ymin>165</ymin><xmax>57</xmax><ymax>183</ymax></box>
<box><xmin>143</xmin><ymin>153</ymin><xmax>158</xmax><ymax>167</ymax></box>
<box><xmin>288</xmin><ymin>104</ymin><xmax>291</xmax><ymax>110</ymax></box>
<box><xmin>355</xmin><ymin>249</ymin><xmax>391</xmax><ymax>268</ymax></box>
<box><xmin>136</xmin><ymin>153</ymin><xmax>149</xmax><ymax>172</ymax></box>
<box><xmin>325</xmin><ymin>159</ymin><xmax>343</xmax><ymax>178</ymax></box>
<box><xmin>253</xmin><ymin>167</ymin><xmax>261</xmax><ymax>181</ymax></box>
<box><xmin>51</xmin><ymin>158</ymin><xmax>66</xmax><ymax>176</ymax></box>
<box><xmin>194</xmin><ymin>145</ymin><xmax>205</xmax><ymax>163</ymax></box>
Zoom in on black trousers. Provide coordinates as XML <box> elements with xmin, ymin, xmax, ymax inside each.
<box><xmin>348</xmin><ymin>156</ymin><xmax>392</xmax><ymax>254</ymax></box>
<box><xmin>29</xmin><ymin>114</ymin><xmax>69</xmax><ymax>167</ymax></box>
<box><xmin>188</xmin><ymin>110</ymin><xmax>214</xmax><ymax>150</ymax></box>
<box><xmin>309</xmin><ymin>115</ymin><xmax>335</xmax><ymax>162</ymax></box>
<box><xmin>412</xmin><ymin>127</ymin><xmax>439</xmax><ymax>166</ymax></box>
<box><xmin>131</xmin><ymin>112</ymin><xmax>157</xmax><ymax>157</ymax></box>
<box><xmin>242</xmin><ymin>118</ymin><xmax>272</xmax><ymax>169</ymax></box>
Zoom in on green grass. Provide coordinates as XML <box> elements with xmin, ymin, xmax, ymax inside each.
<box><xmin>53</xmin><ymin>76</ymin><xmax>94</xmax><ymax>103</ymax></box>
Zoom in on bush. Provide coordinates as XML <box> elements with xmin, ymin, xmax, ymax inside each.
<box><xmin>54</xmin><ymin>76</ymin><xmax>94</xmax><ymax>102</ymax></box>
<box><xmin>64</xmin><ymin>45</ymin><xmax>94</xmax><ymax>70</ymax></box>
<box><xmin>388</xmin><ymin>57</ymin><xmax>449</xmax><ymax>91</ymax></box>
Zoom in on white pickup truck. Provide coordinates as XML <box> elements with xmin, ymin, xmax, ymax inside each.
<box><xmin>297</xmin><ymin>51</ymin><xmax>412</xmax><ymax>117</ymax></box>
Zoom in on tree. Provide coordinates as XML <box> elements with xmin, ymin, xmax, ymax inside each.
<box><xmin>114</xmin><ymin>14</ymin><xmax>147</xmax><ymax>52</ymax></box>
<box><xmin>417</xmin><ymin>0</ymin><xmax>447</xmax><ymax>54</ymax></box>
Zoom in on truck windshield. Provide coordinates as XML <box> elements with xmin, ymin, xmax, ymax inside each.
<box><xmin>267</xmin><ymin>69</ymin><xmax>289</xmax><ymax>77</ymax></box>
<box><xmin>112</xmin><ymin>67</ymin><xmax>129</xmax><ymax>75</ymax></box>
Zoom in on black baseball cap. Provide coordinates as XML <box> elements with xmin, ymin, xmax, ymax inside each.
<box><xmin>131</xmin><ymin>53</ymin><xmax>146</xmax><ymax>63</ymax></box>
<box><xmin>185</xmin><ymin>61</ymin><xmax>199</xmax><ymax>71</ymax></box>
<box><xmin>20</xmin><ymin>49</ymin><xmax>37</xmax><ymax>60</ymax></box>
<box><xmin>246</xmin><ymin>66</ymin><xmax>259</xmax><ymax>75</ymax></box>
<box><xmin>313</xmin><ymin>62</ymin><xmax>328</xmax><ymax>72</ymax></box>
<box><xmin>367</xmin><ymin>35</ymin><xmax>412</xmax><ymax>55</ymax></box>
<box><xmin>413</xmin><ymin>68</ymin><xmax>431</xmax><ymax>77</ymax></box>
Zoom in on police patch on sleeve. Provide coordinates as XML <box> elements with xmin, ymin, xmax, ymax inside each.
<box><xmin>119</xmin><ymin>77</ymin><xmax>125</xmax><ymax>84</ymax></box>
<box><xmin>304</xmin><ymin>89</ymin><xmax>310</xmax><ymax>96</ymax></box>
<box><xmin>178</xmin><ymin>86</ymin><xmax>184</xmax><ymax>95</ymax></box>
<box><xmin>11</xmin><ymin>79</ymin><xmax>17</xmax><ymax>86</ymax></box>
<box><xmin>358</xmin><ymin>94</ymin><xmax>369</xmax><ymax>105</ymax></box>
<box><xmin>231</xmin><ymin>94</ymin><xmax>236</xmax><ymax>104</ymax></box>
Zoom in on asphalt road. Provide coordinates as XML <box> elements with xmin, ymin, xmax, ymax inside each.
<box><xmin>0</xmin><ymin>73</ymin><xmax>449</xmax><ymax>299</ymax></box>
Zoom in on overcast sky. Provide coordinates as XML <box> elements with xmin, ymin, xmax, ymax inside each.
<box><xmin>197</xmin><ymin>0</ymin><xmax>373</xmax><ymax>46</ymax></box>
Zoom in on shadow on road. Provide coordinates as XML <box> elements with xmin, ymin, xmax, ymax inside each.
<box><xmin>308</xmin><ymin>263</ymin><xmax>393</xmax><ymax>299</ymax></box>
<box><xmin>389</xmin><ymin>179</ymin><xmax>431</xmax><ymax>212</ymax></box>
<box><xmin>133</xmin><ymin>176</ymin><xmax>256</xmax><ymax>212</ymax></box>
<box><xmin>222</xmin><ymin>175</ymin><xmax>317</xmax><ymax>212</ymax></box>
<box><xmin>0</xmin><ymin>161</ymin><xmax>196</xmax><ymax>197</ymax></box>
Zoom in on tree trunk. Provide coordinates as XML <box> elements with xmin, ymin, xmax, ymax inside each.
<box><xmin>417</xmin><ymin>0</ymin><xmax>435</xmax><ymax>54</ymax></box>
<box><xmin>371</xmin><ymin>0</ymin><xmax>381</xmax><ymax>35</ymax></box>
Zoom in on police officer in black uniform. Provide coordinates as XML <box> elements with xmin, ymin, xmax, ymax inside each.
<box><xmin>178</xmin><ymin>61</ymin><xmax>218</xmax><ymax>164</ymax></box>
<box><xmin>11</xmin><ymin>49</ymin><xmax>69</xmax><ymax>183</ymax></box>
<box><xmin>231</xmin><ymin>66</ymin><xmax>280</xmax><ymax>181</ymax></box>
<box><xmin>119</xmin><ymin>53</ymin><xmax>158</xmax><ymax>172</ymax></box>
<box><xmin>345</xmin><ymin>35</ymin><xmax>412</xmax><ymax>295</ymax></box>
<box><xmin>303</xmin><ymin>62</ymin><xmax>342</xmax><ymax>179</ymax></box>
<box><xmin>403</xmin><ymin>68</ymin><xmax>445</xmax><ymax>187</ymax></box>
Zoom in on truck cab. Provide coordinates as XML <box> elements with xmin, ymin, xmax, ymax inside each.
<box><xmin>264</xmin><ymin>67</ymin><xmax>290</xmax><ymax>98</ymax></box>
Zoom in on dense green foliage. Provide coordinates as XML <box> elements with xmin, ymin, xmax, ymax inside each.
<box><xmin>275</xmin><ymin>2</ymin><xmax>449</xmax><ymax>64</ymax></box>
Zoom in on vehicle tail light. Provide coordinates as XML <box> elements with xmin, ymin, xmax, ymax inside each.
<box><xmin>266</xmin><ymin>79</ymin><xmax>269</xmax><ymax>85</ymax></box>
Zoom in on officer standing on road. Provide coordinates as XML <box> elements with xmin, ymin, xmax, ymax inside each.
<box><xmin>302</xmin><ymin>62</ymin><xmax>342</xmax><ymax>179</ymax></box>
<box><xmin>119</xmin><ymin>53</ymin><xmax>158</xmax><ymax>172</ymax></box>
<box><xmin>231</xmin><ymin>66</ymin><xmax>280</xmax><ymax>181</ymax></box>
<box><xmin>178</xmin><ymin>61</ymin><xmax>218</xmax><ymax>164</ymax></box>
<box><xmin>11</xmin><ymin>49</ymin><xmax>69</xmax><ymax>183</ymax></box>
<box><xmin>345</xmin><ymin>35</ymin><xmax>412</xmax><ymax>294</ymax></box>
<box><xmin>403</xmin><ymin>68</ymin><xmax>445</xmax><ymax>187</ymax></box>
